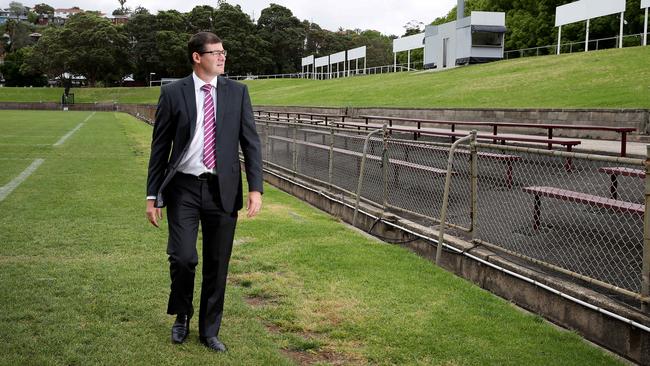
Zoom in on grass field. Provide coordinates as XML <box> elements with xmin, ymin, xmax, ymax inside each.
<box><xmin>0</xmin><ymin>46</ymin><xmax>648</xmax><ymax>109</ymax></box>
<box><xmin>0</xmin><ymin>110</ymin><xmax>624</xmax><ymax>365</ymax></box>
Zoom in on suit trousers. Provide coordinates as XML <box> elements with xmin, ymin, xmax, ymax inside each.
<box><xmin>165</xmin><ymin>172</ymin><xmax>237</xmax><ymax>338</ymax></box>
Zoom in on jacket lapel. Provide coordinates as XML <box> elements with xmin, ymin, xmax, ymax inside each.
<box><xmin>181</xmin><ymin>75</ymin><xmax>197</xmax><ymax>139</ymax></box>
<box><xmin>216</xmin><ymin>76</ymin><xmax>227</xmax><ymax>139</ymax></box>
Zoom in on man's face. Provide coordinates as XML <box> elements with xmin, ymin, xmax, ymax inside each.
<box><xmin>194</xmin><ymin>42</ymin><xmax>226</xmax><ymax>77</ymax></box>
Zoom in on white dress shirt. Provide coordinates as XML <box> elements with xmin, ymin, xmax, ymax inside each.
<box><xmin>177</xmin><ymin>72</ymin><xmax>219</xmax><ymax>176</ymax></box>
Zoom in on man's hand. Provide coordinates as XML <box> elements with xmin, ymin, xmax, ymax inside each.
<box><xmin>246</xmin><ymin>191</ymin><xmax>262</xmax><ymax>218</ymax></box>
<box><xmin>146</xmin><ymin>199</ymin><xmax>163</xmax><ymax>227</ymax></box>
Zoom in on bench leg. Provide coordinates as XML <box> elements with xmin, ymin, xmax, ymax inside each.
<box><xmin>533</xmin><ymin>195</ymin><xmax>541</xmax><ymax>230</ymax></box>
<box><xmin>564</xmin><ymin>146</ymin><xmax>573</xmax><ymax>171</ymax></box>
<box><xmin>610</xmin><ymin>174</ymin><xmax>618</xmax><ymax>200</ymax></box>
<box><xmin>506</xmin><ymin>162</ymin><xmax>513</xmax><ymax>189</ymax></box>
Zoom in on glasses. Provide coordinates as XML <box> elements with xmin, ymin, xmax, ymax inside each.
<box><xmin>200</xmin><ymin>50</ymin><xmax>227</xmax><ymax>57</ymax></box>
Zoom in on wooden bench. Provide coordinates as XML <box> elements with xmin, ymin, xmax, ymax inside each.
<box><xmin>256</xmin><ymin>114</ymin><xmax>326</xmax><ymax>125</ymax></box>
<box><xmin>598</xmin><ymin>167</ymin><xmax>646</xmax><ymax>200</ymax></box>
<box><xmin>332</xmin><ymin>121</ymin><xmax>581</xmax><ymax>153</ymax></box>
<box><xmin>267</xmin><ymin>135</ymin><xmax>450</xmax><ymax>179</ymax></box>
<box><xmin>333</xmin><ymin>120</ymin><xmax>578</xmax><ymax>170</ymax></box>
<box><xmin>256</xmin><ymin>110</ymin><xmax>346</xmax><ymax>124</ymax></box>
<box><xmin>358</xmin><ymin>114</ymin><xmax>635</xmax><ymax>157</ymax></box>
<box><xmin>522</xmin><ymin>186</ymin><xmax>644</xmax><ymax>230</ymax></box>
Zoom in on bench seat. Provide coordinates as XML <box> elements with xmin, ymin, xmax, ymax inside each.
<box><xmin>522</xmin><ymin>185</ymin><xmax>644</xmax><ymax>230</ymax></box>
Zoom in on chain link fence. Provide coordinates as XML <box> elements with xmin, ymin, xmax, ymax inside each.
<box><xmin>257</xmin><ymin>116</ymin><xmax>649</xmax><ymax>306</ymax></box>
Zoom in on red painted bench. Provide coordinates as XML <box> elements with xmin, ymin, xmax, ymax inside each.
<box><xmin>358</xmin><ymin>115</ymin><xmax>635</xmax><ymax>157</ymax></box>
<box><xmin>522</xmin><ymin>186</ymin><xmax>644</xmax><ymax>230</ymax></box>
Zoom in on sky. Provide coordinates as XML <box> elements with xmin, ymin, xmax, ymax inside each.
<box><xmin>11</xmin><ymin>0</ymin><xmax>458</xmax><ymax>36</ymax></box>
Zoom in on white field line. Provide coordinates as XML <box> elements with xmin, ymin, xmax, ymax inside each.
<box><xmin>0</xmin><ymin>144</ymin><xmax>52</xmax><ymax>146</ymax></box>
<box><xmin>53</xmin><ymin>112</ymin><xmax>96</xmax><ymax>147</ymax></box>
<box><xmin>0</xmin><ymin>159</ymin><xmax>44</xmax><ymax>202</ymax></box>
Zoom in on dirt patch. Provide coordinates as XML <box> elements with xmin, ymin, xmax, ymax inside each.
<box><xmin>263</xmin><ymin>203</ymin><xmax>291</xmax><ymax>215</ymax></box>
<box><xmin>280</xmin><ymin>347</ymin><xmax>357</xmax><ymax>366</ymax></box>
<box><xmin>244</xmin><ymin>296</ymin><xmax>268</xmax><ymax>308</ymax></box>
<box><xmin>233</xmin><ymin>237</ymin><xmax>254</xmax><ymax>245</ymax></box>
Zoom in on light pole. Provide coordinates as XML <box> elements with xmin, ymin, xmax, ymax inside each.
<box><xmin>149</xmin><ymin>72</ymin><xmax>156</xmax><ymax>87</ymax></box>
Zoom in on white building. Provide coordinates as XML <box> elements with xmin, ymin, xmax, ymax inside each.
<box><xmin>424</xmin><ymin>1</ymin><xmax>506</xmax><ymax>70</ymax></box>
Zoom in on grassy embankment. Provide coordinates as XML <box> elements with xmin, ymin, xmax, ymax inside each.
<box><xmin>0</xmin><ymin>110</ymin><xmax>623</xmax><ymax>364</ymax></box>
<box><xmin>0</xmin><ymin>46</ymin><xmax>648</xmax><ymax>108</ymax></box>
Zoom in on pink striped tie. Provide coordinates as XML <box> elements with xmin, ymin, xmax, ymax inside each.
<box><xmin>202</xmin><ymin>84</ymin><xmax>216</xmax><ymax>169</ymax></box>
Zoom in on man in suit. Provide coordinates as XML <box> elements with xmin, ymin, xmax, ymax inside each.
<box><xmin>145</xmin><ymin>31</ymin><xmax>263</xmax><ymax>352</ymax></box>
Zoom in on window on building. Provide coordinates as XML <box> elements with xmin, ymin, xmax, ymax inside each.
<box><xmin>472</xmin><ymin>32</ymin><xmax>502</xmax><ymax>47</ymax></box>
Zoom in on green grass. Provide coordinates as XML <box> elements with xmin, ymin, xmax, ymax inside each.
<box><xmin>243</xmin><ymin>46</ymin><xmax>650</xmax><ymax>108</ymax></box>
<box><xmin>0</xmin><ymin>86</ymin><xmax>162</xmax><ymax>104</ymax></box>
<box><xmin>0</xmin><ymin>110</ymin><xmax>624</xmax><ymax>365</ymax></box>
<box><xmin>1</xmin><ymin>47</ymin><xmax>649</xmax><ymax>108</ymax></box>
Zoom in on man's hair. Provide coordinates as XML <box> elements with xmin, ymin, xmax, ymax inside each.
<box><xmin>187</xmin><ymin>32</ymin><xmax>222</xmax><ymax>65</ymax></box>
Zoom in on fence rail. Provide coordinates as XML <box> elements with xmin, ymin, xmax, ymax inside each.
<box><xmin>505</xmin><ymin>33</ymin><xmax>646</xmax><ymax>59</ymax></box>
<box><xmin>226</xmin><ymin>64</ymin><xmax>414</xmax><ymax>80</ymax></box>
<box><xmin>256</xmin><ymin>115</ymin><xmax>650</xmax><ymax>310</ymax></box>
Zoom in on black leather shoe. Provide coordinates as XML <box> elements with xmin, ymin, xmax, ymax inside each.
<box><xmin>171</xmin><ymin>314</ymin><xmax>190</xmax><ymax>344</ymax></box>
<box><xmin>199</xmin><ymin>336</ymin><xmax>227</xmax><ymax>352</ymax></box>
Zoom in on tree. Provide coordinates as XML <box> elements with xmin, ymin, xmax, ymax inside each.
<box><xmin>350</xmin><ymin>30</ymin><xmax>393</xmax><ymax>67</ymax></box>
<box><xmin>2</xmin><ymin>18</ymin><xmax>37</xmax><ymax>52</ymax></box>
<box><xmin>124</xmin><ymin>11</ymin><xmax>158</xmax><ymax>81</ymax></box>
<box><xmin>156</xmin><ymin>10</ymin><xmax>187</xmax><ymax>34</ymax></box>
<box><xmin>22</xmin><ymin>26</ymin><xmax>69</xmax><ymax>80</ymax></box>
<box><xmin>187</xmin><ymin>5</ymin><xmax>215</xmax><ymax>33</ymax></box>
<box><xmin>8</xmin><ymin>1</ymin><xmax>27</xmax><ymax>17</ymax></box>
<box><xmin>256</xmin><ymin>3</ymin><xmax>305</xmax><ymax>74</ymax></box>
<box><xmin>155</xmin><ymin>30</ymin><xmax>191</xmax><ymax>77</ymax></box>
<box><xmin>55</xmin><ymin>12</ymin><xmax>132</xmax><ymax>85</ymax></box>
<box><xmin>132</xmin><ymin>6</ymin><xmax>149</xmax><ymax>16</ymax></box>
<box><xmin>33</xmin><ymin>3</ymin><xmax>54</xmax><ymax>16</ymax></box>
<box><xmin>0</xmin><ymin>46</ymin><xmax>47</xmax><ymax>86</ymax></box>
<box><xmin>213</xmin><ymin>3</ymin><xmax>271</xmax><ymax>75</ymax></box>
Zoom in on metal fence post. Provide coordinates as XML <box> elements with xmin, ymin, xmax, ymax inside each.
<box><xmin>381</xmin><ymin>125</ymin><xmax>389</xmax><ymax>210</ymax></box>
<box><xmin>328</xmin><ymin>125</ymin><xmax>334</xmax><ymax>186</ymax></box>
<box><xmin>353</xmin><ymin>127</ymin><xmax>385</xmax><ymax>226</ymax></box>
<box><xmin>436</xmin><ymin>132</ymin><xmax>475</xmax><ymax>266</ymax></box>
<box><xmin>292</xmin><ymin>123</ymin><xmax>297</xmax><ymax>174</ymax></box>
<box><xmin>469</xmin><ymin>131</ymin><xmax>478</xmax><ymax>241</ymax></box>
<box><xmin>265</xmin><ymin>119</ymin><xmax>270</xmax><ymax>160</ymax></box>
<box><xmin>642</xmin><ymin>145</ymin><xmax>650</xmax><ymax>313</ymax></box>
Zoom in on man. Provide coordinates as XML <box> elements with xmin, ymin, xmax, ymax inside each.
<box><xmin>145</xmin><ymin>31</ymin><xmax>263</xmax><ymax>352</ymax></box>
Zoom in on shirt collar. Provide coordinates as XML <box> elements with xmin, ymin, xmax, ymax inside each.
<box><xmin>192</xmin><ymin>72</ymin><xmax>218</xmax><ymax>92</ymax></box>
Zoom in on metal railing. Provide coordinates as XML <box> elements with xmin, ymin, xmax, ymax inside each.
<box><xmin>257</xmin><ymin>116</ymin><xmax>649</xmax><ymax>311</ymax></box>
<box><xmin>505</xmin><ymin>33</ymin><xmax>646</xmax><ymax>59</ymax></box>
<box><xmin>227</xmin><ymin>63</ymin><xmax>416</xmax><ymax>81</ymax></box>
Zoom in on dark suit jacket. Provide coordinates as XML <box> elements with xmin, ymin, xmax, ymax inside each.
<box><xmin>146</xmin><ymin>74</ymin><xmax>263</xmax><ymax>212</ymax></box>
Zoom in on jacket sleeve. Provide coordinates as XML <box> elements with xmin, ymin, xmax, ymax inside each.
<box><xmin>146</xmin><ymin>87</ymin><xmax>174</xmax><ymax>197</ymax></box>
<box><xmin>239</xmin><ymin>85</ymin><xmax>264</xmax><ymax>194</ymax></box>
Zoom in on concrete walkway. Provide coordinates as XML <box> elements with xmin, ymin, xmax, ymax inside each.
<box><xmin>576</xmin><ymin>138</ymin><xmax>647</xmax><ymax>159</ymax></box>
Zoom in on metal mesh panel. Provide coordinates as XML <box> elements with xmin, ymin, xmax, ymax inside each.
<box><xmin>265</xmin><ymin>123</ymin><xmax>293</xmax><ymax>170</ymax></box>
<box><xmin>295</xmin><ymin>127</ymin><xmax>332</xmax><ymax>184</ymax></box>
<box><xmin>385</xmin><ymin>139</ymin><xmax>472</xmax><ymax>229</ymax></box>
<box><xmin>256</xmin><ymin>116</ymin><xmax>646</xmax><ymax>298</ymax></box>
<box><xmin>475</xmin><ymin>144</ymin><xmax>644</xmax><ymax>293</ymax></box>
